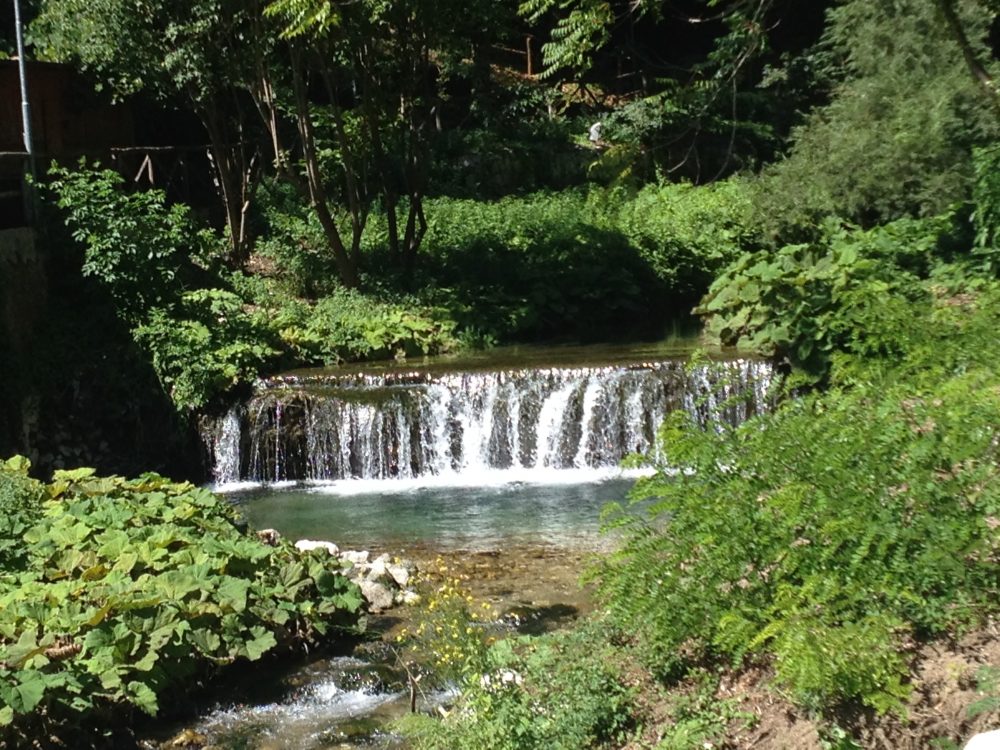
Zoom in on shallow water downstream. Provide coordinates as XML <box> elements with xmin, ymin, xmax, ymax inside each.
<box><xmin>154</xmin><ymin>542</ymin><xmax>598</xmax><ymax>750</ymax></box>
<box><xmin>230</xmin><ymin>474</ymin><xmax>638</xmax><ymax>551</ymax></box>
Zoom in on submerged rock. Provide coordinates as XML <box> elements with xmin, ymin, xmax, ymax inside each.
<box><xmin>163</xmin><ymin>729</ymin><xmax>208</xmax><ymax>748</ymax></box>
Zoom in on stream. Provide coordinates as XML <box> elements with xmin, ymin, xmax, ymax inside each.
<box><xmin>172</xmin><ymin>343</ymin><xmax>773</xmax><ymax>749</ymax></box>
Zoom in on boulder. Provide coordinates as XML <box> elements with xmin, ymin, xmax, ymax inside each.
<box><xmin>294</xmin><ymin>539</ymin><xmax>340</xmax><ymax>556</ymax></box>
<box><xmin>965</xmin><ymin>730</ymin><xmax>1000</xmax><ymax>750</ymax></box>
<box><xmin>366</xmin><ymin>557</ymin><xmax>390</xmax><ymax>583</ymax></box>
<box><xmin>257</xmin><ymin>529</ymin><xmax>281</xmax><ymax>547</ymax></box>
<box><xmin>397</xmin><ymin>590</ymin><xmax>421</xmax><ymax>606</ymax></box>
<box><xmin>340</xmin><ymin>550</ymin><xmax>370</xmax><ymax>565</ymax></box>
<box><xmin>359</xmin><ymin>580</ymin><xmax>394</xmax><ymax>612</ymax></box>
<box><xmin>387</xmin><ymin>563</ymin><xmax>410</xmax><ymax>588</ymax></box>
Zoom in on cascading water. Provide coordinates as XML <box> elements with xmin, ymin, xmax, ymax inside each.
<box><xmin>204</xmin><ymin>357</ymin><xmax>773</xmax><ymax>486</ymax></box>
<box><xmin>190</xmin><ymin>352</ymin><xmax>775</xmax><ymax>749</ymax></box>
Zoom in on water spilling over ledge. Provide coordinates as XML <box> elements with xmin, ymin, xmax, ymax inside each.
<box><xmin>202</xmin><ymin>353</ymin><xmax>774</xmax><ymax>487</ymax></box>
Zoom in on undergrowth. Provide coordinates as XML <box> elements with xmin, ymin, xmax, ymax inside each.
<box><xmin>600</xmin><ymin>283</ymin><xmax>1000</xmax><ymax>715</ymax></box>
<box><xmin>0</xmin><ymin>458</ymin><xmax>363</xmax><ymax>747</ymax></box>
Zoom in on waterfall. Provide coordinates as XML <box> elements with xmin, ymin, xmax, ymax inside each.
<box><xmin>204</xmin><ymin>357</ymin><xmax>773</xmax><ymax>485</ymax></box>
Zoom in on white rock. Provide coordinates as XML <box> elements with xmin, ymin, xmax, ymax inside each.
<box><xmin>395</xmin><ymin>589</ymin><xmax>419</xmax><ymax>604</ymax></box>
<box><xmin>294</xmin><ymin>539</ymin><xmax>339</xmax><ymax>555</ymax></box>
<box><xmin>348</xmin><ymin>564</ymin><xmax>370</xmax><ymax>580</ymax></box>
<box><xmin>359</xmin><ymin>580</ymin><xmax>394</xmax><ymax>612</ymax></box>
<box><xmin>340</xmin><ymin>550</ymin><xmax>370</xmax><ymax>565</ymax></box>
<box><xmin>965</xmin><ymin>730</ymin><xmax>1000</xmax><ymax>750</ymax></box>
<box><xmin>387</xmin><ymin>564</ymin><xmax>410</xmax><ymax>588</ymax></box>
<box><xmin>367</xmin><ymin>558</ymin><xmax>389</xmax><ymax>583</ymax></box>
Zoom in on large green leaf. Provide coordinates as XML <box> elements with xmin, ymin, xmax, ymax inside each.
<box><xmin>215</xmin><ymin>577</ymin><xmax>250</xmax><ymax>613</ymax></box>
<box><xmin>243</xmin><ymin>627</ymin><xmax>277</xmax><ymax>661</ymax></box>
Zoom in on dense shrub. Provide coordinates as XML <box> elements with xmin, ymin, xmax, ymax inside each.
<box><xmin>613</xmin><ymin>179</ymin><xmax>758</xmax><ymax>303</ymax></box>
<box><xmin>405</xmin><ymin>183</ymin><xmax>761</xmax><ymax>342</ymax></box>
<box><xmin>696</xmin><ymin>214</ymin><xmax>959</xmax><ymax>375</ymax></box>
<box><xmin>401</xmin><ymin>191</ymin><xmax>661</xmax><ymax>341</ymax></box>
<box><xmin>0</xmin><ymin>460</ymin><xmax>363</xmax><ymax>746</ymax></box>
<box><xmin>272</xmin><ymin>289</ymin><xmax>459</xmax><ymax>365</ymax></box>
<box><xmin>134</xmin><ymin>289</ymin><xmax>281</xmax><ymax>412</ymax></box>
<box><xmin>751</xmin><ymin>0</ymin><xmax>998</xmax><ymax>232</ymax></box>
<box><xmin>47</xmin><ymin>165</ymin><xmax>214</xmax><ymax>325</ymax></box>
<box><xmin>599</xmin><ymin>287</ymin><xmax>1000</xmax><ymax>713</ymax></box>
<box><xmin>973</xmin><ymin>143</ymin><xmax>1000</xmax><ymax>269</ymax></box>
<box><xmin>0</xmin><ymin>457</ymin><xmax>45</xmax><ymax>570</ymax></box>
<box><xmin>250</xmin><ymin>182</ymin><xmax>341</xmax><ymax>299</ymax></box>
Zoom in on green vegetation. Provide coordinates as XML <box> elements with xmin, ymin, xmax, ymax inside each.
<box><xmin>396</xmin><ymin>573</ymin><xmax>634</xmax><ymax>750</ymax></box>
<box><xmin>754</xmin><ymin>0</ymin><xmax>999</xmax><ymax>231</ymax></box>
<box><xmin>5</xmin><ymin>0</ymin><xmax>1000</xmax><ymax>745</ymax></box>
<box><xmin>0</xmin><ymin>457</ymin><xmax>362</xmax><ymax>746</ymax></box>
<box><xmin>696</xmin><ymin>214</ymin><xmax>957</xmax><ymax>374</ymax></box>
<box><xmin>605</xmin><ymin>286</ymin><xmax>1000</xmax><ymax>712</ymax></box>
<box><xmin>399</xmin><ymin>219</ymin><xmax>1000</xmax><ymax>746</ymax></box>
<box><xmin>43</xmin><ymin>168</ymin><xmax>762</xmax><ymax>411</ymax></box>
<box><xmin>402</xmin><ymin>624</ymin><xmax>634</xmax><ymax>750</ymax></box>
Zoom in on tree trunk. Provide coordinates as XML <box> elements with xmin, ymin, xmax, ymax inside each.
<box><xmin>358</xmin><ymin>42</ymin><xmax>403</xmax><ymax>264</ymax></box>
<box><xmin>200</xmin><ymin>100</ymin><xmax>255</xmax><ymax>266</ymax></box>
<box><xmin>935</xmin><ymin>0</ymin><xmax>1000</xmax><ymax>112</ymax></box>
<box><xmin>288</xmin><ymin>47</ymin><xmax>359</xmax><ymax>288</ymax></box>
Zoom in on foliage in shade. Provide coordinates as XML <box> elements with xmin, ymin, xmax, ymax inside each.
<box><xmin>0</xmin><ymin>457</ymin><xmax>45</xmax><ymax>571</ymax></box>
<box><xmin>133</xmin><ymin>289</ymin><xmax>281</xmax><ymax>412</ymax></box>
<box><xmin>613</xmin><ymin>179</ymin><xmax>757</xmax><ymax>302</ymax></box>
<box><xmin>0</xmin><ymin>460</ymin><xmax>363</xmax><ymax>746</ymax></box>
<box><xmin>972</xmin><ymin>143</ymin><xmax>1000</xmax><ymax>266</ymax></box>
<box><xmin>47</xmin><ymin>165</ymin><xmax>212</xmax><ymax>326</ymax></box>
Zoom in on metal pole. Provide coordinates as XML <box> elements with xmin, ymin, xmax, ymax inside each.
<box><xmin>12</xmin><ymin>0</ymin><xmax>35</xmax><ymax>176</ymax></box>
<box><xmin>12</xmin><ymin>0</ymin><xmax>36</xmax><ymax>225</ymax></box>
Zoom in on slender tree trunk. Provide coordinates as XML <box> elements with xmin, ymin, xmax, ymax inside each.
<box><xmin>318</xmin><ymin>58</ymin><xmax>368</xmax><ymax>270</ymax></box>
<box><xmin>200</xmin><ymin>100</ymin><xmax>254</xmax><ymax>266</ymax></box>
<box><xmin>358</xmin><ymin>42</ymin><xmax>402</xmax><ymax>264</ymax></box>
<box><xmin>249</xmin><ymin>37</ymin><xmax>359</xmax><ymax>288</ymax></box>
<box><xmin>399</xmin><ymin>37</ymin><xmax>431</xmax><ymax>279</ymax></box>
<box><xmin>288</xmin><ymin>47</ymin><xmax>359</xmax><ymax>287</ymax></box>
<box><xmin>935</xmin><ymin>0</ymin><xmax>1000</xmax><ymax>112</ymax></box>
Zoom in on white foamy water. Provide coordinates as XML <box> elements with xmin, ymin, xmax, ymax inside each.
<box><xmin>203</xmin><ymin>356</ymin><xmax>773</xmax><ymax>488</ymax></box>
<box><xmin>191</xmin><ymin>656</ymin><xmax>454</xmax><ymax>749</ymax></box>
